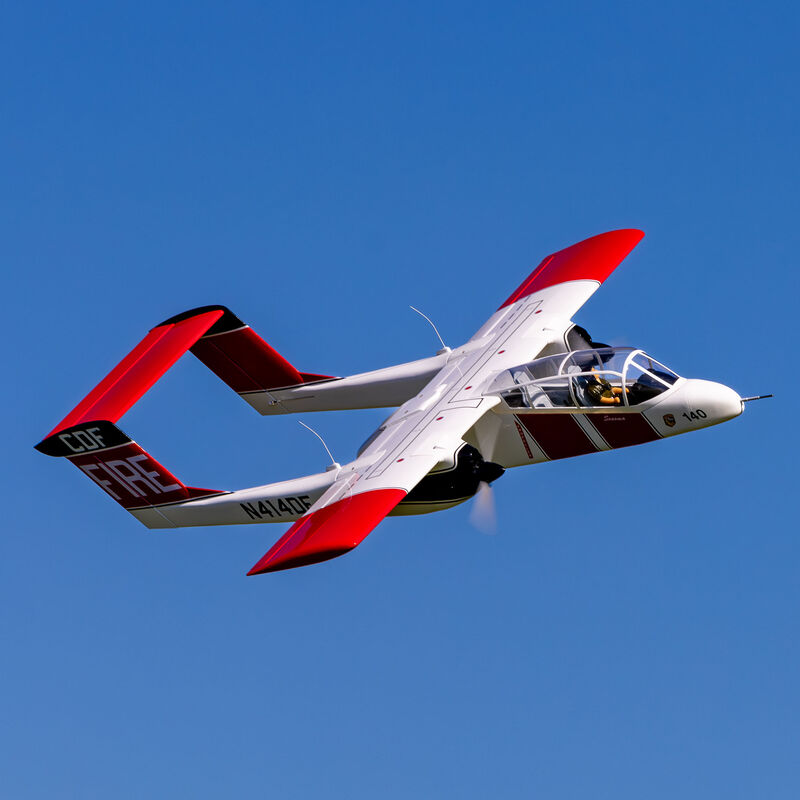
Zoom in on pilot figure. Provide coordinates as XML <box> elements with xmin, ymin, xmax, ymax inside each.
<box><xmin>585</xmin><ymin>371</ymin><xmax>625</xmax><ymax>405</ymax></box>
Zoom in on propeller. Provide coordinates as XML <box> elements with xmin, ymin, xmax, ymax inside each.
<box><xmin>470</xmin><ymin>480</ymin><xmax>498</xmax><ymax>535</ymax></box>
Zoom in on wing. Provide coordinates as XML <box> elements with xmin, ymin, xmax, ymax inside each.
<box><xmin>157</xmin><ymin>305</ymin><xmax>448</xmax><ymax>415</ymax></box>
<box><xmin>470</xmin><ymin>229</ymin><xmax>644</xmax><ymax>347</ymax></box>
<box><xmin>247</xmin><ymin>399</ymin><xmax>500</xmax><ymax>574</ymax></box>
<box><xmin>240</xmin><ymin>231</ymin><xmax>643</xmax><ymax>419</ymax></box>
<box><xmin>247</xmin><ymin>229</ymin><xmax>644</xmax><ymax>574</ymax></box>
<box><xmin>245</xmin><ymin>472</ymin><xmax>406</xmax><ymax>574</ymax></box>
<box><xmin>498</xmin><ymin>228</ymin><xmax>644</xmax><ymax>310</ymax></box>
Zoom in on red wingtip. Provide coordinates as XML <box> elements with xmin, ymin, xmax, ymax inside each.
<box><xmin>499</xmin><ymin>228</ymin><xmax>644</xmax><ymax>309</ymax></box>
<box><xmin>246</xmin><ymin>488</ymin><xmax>406</xmax><ymax>575</ymax></box>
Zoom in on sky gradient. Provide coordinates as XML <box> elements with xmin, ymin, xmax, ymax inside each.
<box><xmin>3</xmin><ymin>2</ymin><xmax>797</xmax><ymax>798</ymax></box>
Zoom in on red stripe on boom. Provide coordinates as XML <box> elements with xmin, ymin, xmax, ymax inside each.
<box><xmin>499</xmin><ymin>229</ymin><xmax>644</xmax><ymax>309</ymax></box>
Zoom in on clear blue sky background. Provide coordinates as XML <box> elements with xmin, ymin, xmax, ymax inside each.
<box><xmin>2</xmin><ymin>2</ymin><xmax>797</xmax><ymax>797</ymax></box>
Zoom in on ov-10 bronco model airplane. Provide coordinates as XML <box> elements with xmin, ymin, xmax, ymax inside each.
<box><xmin>36</xmin><ymin>229</ymin><xmax>763</xmax><ymax>575</ymax></box>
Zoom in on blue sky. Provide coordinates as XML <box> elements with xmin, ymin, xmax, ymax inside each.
<box><xmin>2</xmin><ymin>2</ymin><xmax>797</xmax><ymax>797</ymax></box>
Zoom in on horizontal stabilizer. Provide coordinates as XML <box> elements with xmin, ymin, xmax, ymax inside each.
<box><xmin>45</xmin><ymin>308</ymin><xmax>225</xmax><ymax>439</ymax></box>
<box><xmin>163</xmin><ymin>305</ymin><xmax>336</xmax><ymax>395</ymax></box>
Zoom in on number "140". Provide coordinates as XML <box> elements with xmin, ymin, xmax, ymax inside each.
<box><xmin>683</xmin><ymin>409</ymin><xmax>707</xmax><ymax>421</ymax></box>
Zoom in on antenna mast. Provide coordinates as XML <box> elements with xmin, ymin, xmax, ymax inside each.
<box><xmin>298</xmin><ymin>420</ymin><xmax>340</xmax><ymax>471</ymax></box>
<box><xmin>410</xmin><ymin>306</ymin><xmax>451</xmax><ymax>355</ymax></box>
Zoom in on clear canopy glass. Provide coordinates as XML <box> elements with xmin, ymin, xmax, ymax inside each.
<box><xmin>493</xmin><ymin>347</ymin><xmax>679</xmax><ymax>410</ymax></box>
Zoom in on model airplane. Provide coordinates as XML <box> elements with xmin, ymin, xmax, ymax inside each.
<box><xmin>36</xmin><ymin>229</ymin><xmax>757</xmax><ymax>575</ymax></box>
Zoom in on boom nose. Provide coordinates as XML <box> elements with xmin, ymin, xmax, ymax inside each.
<box><xmin>684</xmin><ymin>379</ymin><xmax>743</xmax><ymax>426</ymax></box>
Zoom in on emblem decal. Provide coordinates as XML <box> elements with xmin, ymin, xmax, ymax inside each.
<box><xmin>663</xmin><ymin>413</ymin><xmax>676</xmax><ymax>427</ymax></box>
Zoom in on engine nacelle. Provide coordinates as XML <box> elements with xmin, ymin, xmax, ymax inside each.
<box><xmin>391</xmin><ymin>444</ymin><xmax>504</xmax><ymax>516</ymax></box>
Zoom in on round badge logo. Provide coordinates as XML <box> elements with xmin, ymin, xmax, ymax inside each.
<box><xmin>663</xmin><ymin>413</ymin><xmax>676</xmax><ymax>427</ymax></box>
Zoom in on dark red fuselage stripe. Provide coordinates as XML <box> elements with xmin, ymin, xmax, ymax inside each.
<box><xmin>585</xmin><ymin>413</ymin><xmax>660</xmax><ymax>448</ymax></box>
<box><xmin>516</xmin><ymin>414</ymin><xmax>598</xmax><ymax>460</ymax></box>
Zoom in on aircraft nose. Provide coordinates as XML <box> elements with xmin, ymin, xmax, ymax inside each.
<box><xmin>683</xmin><ymin>379</ymin><xmax>743</xmax><ymax>425</ymax></box>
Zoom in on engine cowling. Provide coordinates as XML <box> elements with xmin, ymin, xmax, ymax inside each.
<box><xmin>391</xmin><ymin>444</ymin><xmax>504</xmax><ymax>516</ymax></box>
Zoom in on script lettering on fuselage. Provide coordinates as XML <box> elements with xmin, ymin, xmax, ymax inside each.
<box><xmin>240</xmin><ymin>496</ymin><xmax>313</xmax><ymax>520</ymax></box>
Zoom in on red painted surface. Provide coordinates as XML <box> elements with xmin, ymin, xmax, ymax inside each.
<box><xmin>499</xmin><ymin>229</ymin><xmax>644</xmax><ymax>309</ymax></box>
<box><xmin>191</xmin><ymin>328</ymin><xmax>335</xmax><ymax>393</ymax></box>
<box><xmin>47</xmin><ymin>310</ymin><xmax>224</xmax><ymax>438</ymax></box>
<box><xmin>247</xmin><ymin>488</ymin><xmax>407</xmax><ymax>575</ymax></box>
<box><xmin>586</xmin><ymin>413</ymin><xmax>660</xmax><ymax>448</ymax></box>
<box><xmin>299</xmin><ymin>372</ymin><xmax>336</xmax><ymax>384</ymax></box>
<box><xmin>45</xmin><ymin>305</ymin><xmax>337</xmax><ymax>442</ymax></box>
<box><xmin>191</xmin><ymin>327</ymin><xmax>303</xmax><ymax>392</ymax></box>
<box><xmin>68</xmin><ymin>443</ymin><xmax>224</xmax><ymax>510</ymax></box>
<box><xmin>516</xmin><ymin>414</ymin><xmax>598</xmax><ymax>460</ymax></box>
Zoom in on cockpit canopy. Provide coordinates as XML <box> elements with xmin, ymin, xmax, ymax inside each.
<box><xmin>493</xmin><ymin>347</ymin><xmax>680</xmax><ymax>410</ymax></box>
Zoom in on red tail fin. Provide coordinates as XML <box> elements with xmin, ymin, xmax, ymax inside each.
<box><xmin>35</xmin><ymin>421</ymin><xmax>225</xmax><ymax>511</ymax></box>
<box><xmin>171</xmin><ymin>305</ymin><xmax>335</xmax><ymax>395</ymax></box>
